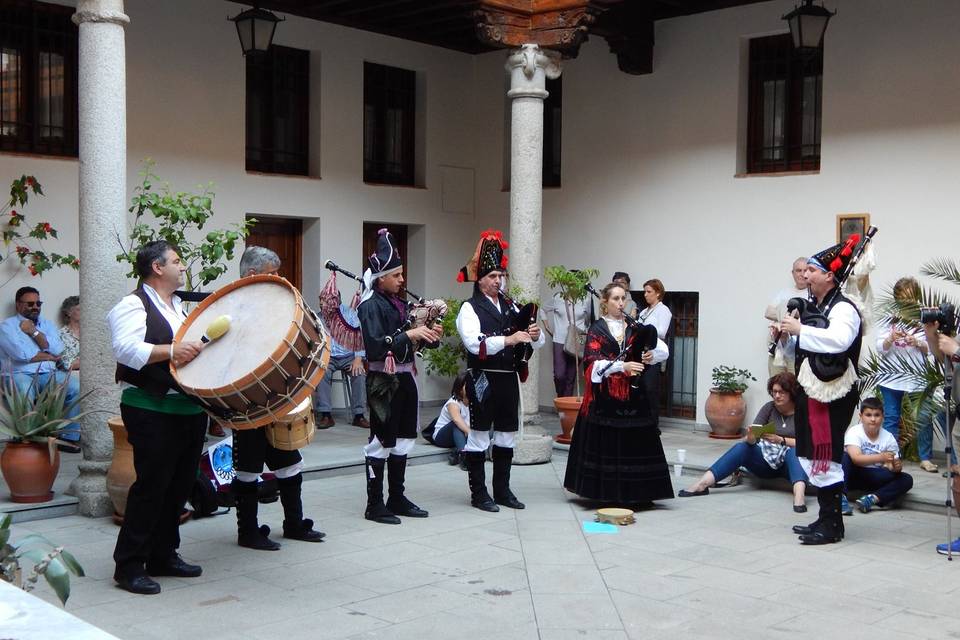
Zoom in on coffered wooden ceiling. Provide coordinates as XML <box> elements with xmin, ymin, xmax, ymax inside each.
<box><xmin>229</xmin><ymin>0</ymin><xmax>771</xmax><ymax>73</ymax></box>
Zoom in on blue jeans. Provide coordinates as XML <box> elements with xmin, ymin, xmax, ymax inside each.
<box><xmin>11</xmin><ymin>370</ymin><xmax>81</xmax><ymax>441</ymax></box>
<box><xmin>879</xmin><ymin>386</ymin><xmax>950</xmax><ymax>462</ymax></box>
<box><xmin>841</xmin><ymin>452</ymin><xmax>913</xmax><ymax>506</ymax></box>
<box><xmin>432</xmin><ymin>423</ymin><xmax>467</xmax><ymax>451</ymax></box>
<box><xmin>313</xmin><ymin>355</ymin><xmax>366</xmax><ymax>415</ymax></box>
<box><xmin>709</xmin><ymin>441</ymin><xmax>807</xmax><ymax>485</ymax></box>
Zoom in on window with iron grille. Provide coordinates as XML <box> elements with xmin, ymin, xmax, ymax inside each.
<box><xmin>363</xmin><ymin>61</ymin><xmax>415</xmax><ymax>186</ymax></box>
<box><xmin>543</xmin><ymin>76</ymin><xmax>562</xmax><ymax>187</ymax></box>
<box><xmin>746</xmin><ymin>34</ymin><xmax>822</xmax><ymax>174</ymax></box>
<box><xmin>658</xmin><ymin>291</ymin><xmax>698</xmax><ymax>420</ymax></box>
<box><xmin>0</xmin><ymin>0</ymin><xmax>78</xmax><ymax>157</ymax></box>
<box><xmin>246</xmin><ymin>45</ymin><xmax>309</xmax><ymax>176</ymax></box>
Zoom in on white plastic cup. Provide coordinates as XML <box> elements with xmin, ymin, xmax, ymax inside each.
<box><xmin>674</xmin><ymin>463</ymin><xmax>683</xmax><ymax>478</ymax></box>
<box><xmin>676</xmin><ymin>449</ymin><xmax>687</xmax><ymax>463</ymax></box>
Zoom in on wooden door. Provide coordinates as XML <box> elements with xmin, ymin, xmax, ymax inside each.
<box><xmin>362</xmin><ymin>223</ymin><xmax>408</xmax><ymax>284</ymax></box>
<box><xmin>245</xmin><ymin>216</ymin><xmax>303</xmax><ymax>291</ymax></box>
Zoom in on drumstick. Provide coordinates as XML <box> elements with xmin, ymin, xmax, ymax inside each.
<box><xmin>201</xmin><ymin>315</ymin><xmax>232</xmax><ymax>343</ymax></box>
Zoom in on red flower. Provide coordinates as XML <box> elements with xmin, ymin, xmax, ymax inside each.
<box><xmin>72</xmin><ymin>258</ymin><xmax>80</xmax><ymax>266</ymax></box>
<box><xmin>9</xmin><ymin>210</ymin><xmax>15</xmax><ymax>216</ymax></box>
<box><xmin>588</xmin><ymin>339</ymin><xmax>601</xmax><ymax>351</ymax></box>
<box><xmin>15</xmin><ymin>246</ymin><xmax>29</xmax><ymax>256</ymax></box>
<box><xmin>25</xmin><ymin>177</ymin><xmax>35</xmax><ymax>187</ymax></box>
<box><xmin>27</xmin><ymin>265</ymin><xmax>38</xmax><ymax>276</ymax></box>
<box><xmin>42</xmin><ymin>222</ymin><xmax>53</xmax><ymax>233</ymax></box>
<box><xmin>456</xmin><ymin>271</ymin><xmax>465</xmax><ymax>283</ymax></box>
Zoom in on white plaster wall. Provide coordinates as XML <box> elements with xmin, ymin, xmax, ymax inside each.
<box><xmin>471</xmin><ymin>0</ymin><xmax>960</xmax><ymax>419</ymax></box>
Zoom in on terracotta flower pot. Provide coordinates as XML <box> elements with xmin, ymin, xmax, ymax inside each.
<box><xmin>553</xmin><ymin>396</ymin><xmax>583</xmax><ymax>445</ymax></box>
<box><xmin>704</xmin><ymin>389</ymin><xmax>746</xmax><ymax>439</ymax></box>
<box><xmin>106</xmin><ymin>416</ymin><xmax>135</xmax><ymax>524</ymax></box>
<box><xmin>0</xmin><ymin>441</ymin><xmax>60</xmax><ymax>503</ymax></box>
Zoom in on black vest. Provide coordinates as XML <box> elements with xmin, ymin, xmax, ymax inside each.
<box><xmin>115</xmin><ymin>288</ymin><xmax>183</xmax><ymax>397</ymax></box>
<box><xmin>796</xmin><ymin>288</ymin><xmax>863</xmax><ymax>380</ymax></box>
<box><xmin>466</xmin><ymin>292</ymin><xmax>517</xmax><ymax>371</ymax></box>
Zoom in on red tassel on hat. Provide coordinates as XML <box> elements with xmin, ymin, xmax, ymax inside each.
<box><xmin>830</xmin><ymin>257</ymin><xmax>843</xmax><ymax>273</ymax></box>
<box><xmin>500</xmin><ymin>256</ymin><xmax>508</xmax><ymax>269</ymax></box>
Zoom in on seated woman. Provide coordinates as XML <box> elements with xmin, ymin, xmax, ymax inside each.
<box><xmin>679</xmin><ymin>372</ymin><xmax>808</xmax><ymax>512</ymax></box>
<box><xmin>431</xmin><ymin>373</ymin><xmax>471</xmax><ymax>466</ymax></box>
<box><xmin>563</xmin><ymin>282</ymin><xmax>673</xmax><ymax>507</ymax></box>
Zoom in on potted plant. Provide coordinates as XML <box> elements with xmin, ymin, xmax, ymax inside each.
<box><xmin>544</xmin><ymin>265</ymin><xmax>599</xmax><ymax>445</ymax></box>
<box><xmin>0</xmin><ymin>374</ymin><xmax>86</xmax><ymax>503</ymax></box>
<box><xmin>421</xmin><ymin>298</ymin><xmax>466</xmax><ymax>379</ymax></box>
<box><xmin>704</xmin><ymin>365</ymin><xmax>756</xmax><ymax>439</ymax></box>
<box><xmin>1</xmin><ymin>513</ymin><xmax>84</xmax><ymax>605</ymax></box>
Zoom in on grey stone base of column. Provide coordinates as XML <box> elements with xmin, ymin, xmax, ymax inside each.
<box><xmin>71</xmin><ymin>460</ymin><xmax>113</xmax><ymax>517</ymax></box>
<box><xmin>513</xmin><ymin>433</ymin><xmax>553</xmax><ymax>465</ymax></box>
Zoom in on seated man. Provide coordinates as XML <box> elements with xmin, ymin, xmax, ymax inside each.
<box><xmin>0</xmin><ymin>286</ymin><xmax>80</xmax><ymax>450</ymax></box>
<box><xmin>842</xmin><ymin>397</ymin><xmax>914</xmax><ymax>513</ymax></box>
<box><xmin>314</xmin><ymin>300</ymin><xmax>368</xmax><ymax>429</ymax></box>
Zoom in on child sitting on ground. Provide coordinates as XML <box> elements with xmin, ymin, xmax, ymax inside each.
<box><xmin>431</xmin><ymin>373</ymin><xmax>471</xmax><ymax>466</ymax></box>
<box><xmin>842</xmin><ymin>397</ymin><xmax>914</xmax><ymax>513</ymax></box>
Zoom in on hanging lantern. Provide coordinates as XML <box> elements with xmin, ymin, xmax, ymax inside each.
<box><xmin>782</xmin><ymin>0</ymin><xmax>835</xmax><ymax>52</ymax></box>
<box><xmin>229</xmin><ymin>5</ymin><xmax>283</xmax><ymax>56</ymax></box>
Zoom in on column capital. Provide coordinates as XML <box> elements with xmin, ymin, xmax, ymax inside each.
<box><xmin>505</xmin><ymin>44</ymin><xmax>562</xmax><ymax>100</ymax></box>
<box><xmin>72</xmin><ymin>0</ymin><xmax>129</xmax><ymax>26</ymax></box>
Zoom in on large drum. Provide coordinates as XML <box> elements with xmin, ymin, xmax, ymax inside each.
<box><xmin>172</xmin><ymin>274</ymin><xmax>330</xmax><ymax>430</ymax></box>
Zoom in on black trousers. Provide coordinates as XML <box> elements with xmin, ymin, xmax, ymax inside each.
<box><xmin>471</xmin><ymin>370</ymin><xmax>520</xmax><ymax>433</ymax></box>
<box><xmin>368</xmin><ymin>371</ymin><xmax>418</xmax><ymax>448</ymax></box>
<box><xmin>233</xmin><ymin>426</ymin><xmax>301</xmax><ymax>474</ymax></box>
<box><xmin>113</xmin><ymin>404</ymin><xmax>206</xmax><ymax>577</ymax></box>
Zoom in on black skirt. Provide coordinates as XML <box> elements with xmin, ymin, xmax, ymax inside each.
<box><xmin>563</xmin><ymin>413</ymin><xmax>674</xmax><ymax>504</ymax></box>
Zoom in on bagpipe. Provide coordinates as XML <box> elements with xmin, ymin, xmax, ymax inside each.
<box><xmin>584</xmin><ymin>283</ymin><xmax>658</xmax><ymax>387</ymax></box>
<box><xmin>786</xmin><ymin>226</ymin><xmax>878</xmax><ymax>380</ymax></box>
<box><xmin>500</xmin><ymin>291</ymin><xmax>539</xmax><ymax>383</ymax></box>
<box><xmin>323</xmin><ymin>260</ymin><xmax>446</xmax><ymax>357</ymax></box>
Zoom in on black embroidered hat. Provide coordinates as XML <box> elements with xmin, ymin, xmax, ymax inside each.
<box><xmin>457</xmin><ymin>229</ymin><xmax>509</xmax><ymax>283</ymax></box>
<box><xmin>367</xmin><ymin>227</ymin><xmax>403</xmax><ymax>278</ymax></box>
<box><xmin>808</xmin><ymin>233</ymin><xmax>860</xmax><ymax>275</ymax></box>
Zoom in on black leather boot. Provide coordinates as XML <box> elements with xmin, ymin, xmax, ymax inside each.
<box><xmin>800</xmin><ymin>483</ymin><xmax>844</xmax><ymax>545</ymax></box>
<box><xmin>234</xmin><ymin>479</ymin><xmax>281</xmax><ymax>551</ymax></box>
<box><xmin>465</xmin><ymin>451</ymin><xmax>498</xmax><ymax>512</ymax></box>
<box><xmin>385</xmin><ymin>454</ymin><xmax>428</xmax><ymax>517</ymax></box>
<box><xmin>278</xmin><ymin>474</ymin><xmax>325</xmax><ymax>542</ymax></box>
<box><xmin>365</xmin><ymin>457</ymin><xmax>400</xmax><ymax>524</ymax></box>
<box><xmin>492</xmin><ymin>446</ymin><xmax>525</xmax><ymax>509</ymax></box>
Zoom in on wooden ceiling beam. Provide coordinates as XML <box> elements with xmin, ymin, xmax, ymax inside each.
<box><xmin>474</xmin><ymin>0</ymin><xmax>620</xmax><ymax>55</ymax></box>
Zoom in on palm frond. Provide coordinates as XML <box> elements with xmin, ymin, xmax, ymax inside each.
<box><xmin>858</xmin><ymin>350</ymin><xmax>943</xmax><ymax>394</ymax></box>
<box><xmin>921</xmin><ymin>258</ymin><xmax>960</xmax><ymax>287</ymax></box>
<box><xmin>874</xmin><ymin>283</ymin><xmax>956</xmax><ymax>328</ymax></box>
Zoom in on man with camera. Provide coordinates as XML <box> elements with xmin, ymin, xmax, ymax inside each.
<box><xmin>922</xmin><ymin>304</ymin><xmax>960</xmax><ymax>555</ymax></box>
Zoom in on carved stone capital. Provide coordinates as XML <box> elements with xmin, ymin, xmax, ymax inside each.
<box><xmin>72</xmin><ymin>0</ymin><xmax>129</xmax><ymax>26</ymax></box>
<box><xmin>505</xmin><ymin>44</ymin><xmax>562</xmax><ymax>99</ymax></box>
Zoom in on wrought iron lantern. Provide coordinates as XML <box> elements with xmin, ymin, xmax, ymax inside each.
<box><xmin>782</xmin><ymin>0</ymin><xmax>835</xmax><ymax>52</ymax></box>
<box><xmin>229</xmin><ymin>5</ymin><xmax>283</xmax><ymax>56</ymax></box>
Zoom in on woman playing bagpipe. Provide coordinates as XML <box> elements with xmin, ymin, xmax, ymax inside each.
<box><xmin>563</xmin><ymin>282</ymin><xmax>674</xmax><ymax>507</ymax></box>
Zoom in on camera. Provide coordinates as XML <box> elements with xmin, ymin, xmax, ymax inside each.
<box><xmin>920</xmin><ymin>302</ymin><xmax>957</xmax><ymax>336</ymax></box>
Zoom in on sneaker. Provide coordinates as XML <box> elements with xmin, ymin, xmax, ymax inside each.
<box><xmin>840</xmin><ymin>494</ymin><xmax>853</xmax><ymax>516</ymax></box>
<box><xmin>936</xmin><ymin>537</ymin><xmax>960</xmax><ymax>555</ymax></box>
<box><xmin>855</xmin><ymin>494</ymin><xmax>879</xmax><ymax>513</ymax></box>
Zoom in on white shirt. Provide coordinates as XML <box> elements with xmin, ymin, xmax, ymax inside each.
<box><xmin>456</xmin><ymin>296</ymin><xmax>546</xmax><ymax>357</ymax></box>
<box><xmin>543</xmin><ymin>293</ymin><xmax>590</xmax><ymax>344</ymax></box>
<box><xmin>769</xmin><ymin>286</ymin><xmax>808</xmax><ymax>319</ymax></box>
<box><xmin>107</xmin><ymin>284</ymin><xmax>185</xmax><ymax>371</ymax></box>
<box><xmin>590</xmin><ymin>317</ymin><xmax>670</xmax><ymax>383</ymax></box>
<box><xmin>792</xmin><ymin>298</ymin><xmax>861</xmax><ymax>355</ymax></box>
<box><xmin>844</xmin><ymin>422</ymin><xmax>899</xmax><ymax>468</ymax></box>
<box><xmin>639</xmin><ymin>302</ymin><xmax>672</xmax><ymax>339</ymax></box>
<box><xmin>434</xmin><ymin>398</ymin><xmax>470</xmax><ymax>440</ymax></box>
<box><xmin>875</xmin><ymin>321</ymin><xmax>929</xmax><ymax>392</ymax></box>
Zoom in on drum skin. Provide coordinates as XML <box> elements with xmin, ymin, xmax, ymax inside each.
<box><xmin>171</xmin><ymin>275</ymin><xmax>330</xmax><ymax>429</ymax></box>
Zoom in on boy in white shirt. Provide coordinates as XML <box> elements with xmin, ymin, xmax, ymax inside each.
<box><xmin>842</xmin><ymin>397</ymin><xmax>914</xmax><ymax>513</ymax></box>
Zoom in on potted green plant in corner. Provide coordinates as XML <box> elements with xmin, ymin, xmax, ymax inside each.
<box><xmin>0</xmin><ymin>374</ymin><xmax>87</xmax><ymax>503</ymax></box>
<box><xmin>704</xmin><ymin>365</ymin><xmax>756</xmax><ymax>439</ymax></box>
<box><xmin>544</xmin><ymin>265</ymin><xmax>599</xmax><ymax>445</ymax></box>
<box><xmin>1</xmin><ymin>513</ymin><xmax>84</xmax><ymax>605</ymax></box>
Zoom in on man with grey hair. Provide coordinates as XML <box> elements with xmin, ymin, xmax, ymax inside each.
<box><xmin>229</xmin><ymin>245</ymin><xmax>325</xmax><ymax>550</ymax></box>
<box><xmin>766</xmin><ymin>257</ymin><xmax>809</xmax><ymax>375</ymax></box>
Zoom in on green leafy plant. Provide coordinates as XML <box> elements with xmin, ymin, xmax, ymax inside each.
<box><xmin>1</xmin><ymin>513</ymin><xmax>84</xmax><ymax>606</ymax></box>
<box><xmin>1</xmin><ymin>175</ymin><xmax>79</xmax><ymax>283</ymax></box>
<box><xmin>0</xmin><ymin>374</ymin><xmax>88</xmax><ymax>447</ymax></box>
<box><xmin>422</xmin><ymin>298</ymin><xmax>467</xmax><ymax>379</ymax></box>
<box><xmin>116</xmin><ymin>160</ymin><xmax>254</xmax><ymax>291</ymax></box>
<box><xmin>544</xmin><ymin>265</ymin><xmax>599</xmax><ymax>397</ymax></box>
<box><xmin>710</xmin><ymin>365</ymin><xmax>756</xmax><ymax>393</ymax></box>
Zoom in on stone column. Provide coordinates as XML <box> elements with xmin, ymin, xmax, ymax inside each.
<box><xmin>71</xmin><ymin>0</ymin><xmax>130</xmax><ymax>517</ymax></box>
<box><xmin>505</xmin><ymin>44</ymin><xmax>561</xmax><ymax>425</ymax></box>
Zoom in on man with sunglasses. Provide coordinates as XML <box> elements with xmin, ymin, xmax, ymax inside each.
<box><xmin>0</xmin><ymin>286</ymin><xmax>81</xmax><ymax>450</ymax></box>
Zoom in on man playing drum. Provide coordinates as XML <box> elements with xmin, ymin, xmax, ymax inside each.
<box><xmin>357</xmin><ymin>229</ymin><xmax>441</xmax><ymax>524</ymax></box>
<box><xmin>455</xmin><ymin>230</ymin><xmax>546</xmax><ymax>512</ymax></box>
<box><xmin>107</xmin><ymin>240</ymin><xmax>206</xmax><ymax>595</ymax></box>
<box><xmin>230</xmin><ymin>246</ymin><xmax>325</xmax><ymax>550</ymax></box>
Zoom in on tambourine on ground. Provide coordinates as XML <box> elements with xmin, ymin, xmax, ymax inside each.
<box><xmin>595</xmin><ymin>507</ymin><xmax>636</xmax><ymax>526</ymax></box>
<box><xmin>171</xmin><ymin>274</ymin><xmax>331</xmax><ymax>431</ymax></box>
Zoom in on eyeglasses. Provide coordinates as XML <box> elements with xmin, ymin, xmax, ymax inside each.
<box><xmin>771</xmin><ymin>388</ymin><xmax>789</xmax><ymax>396</ymax></box>
<box><xmin>21</xmin><ymin>301</ymin><xmax>43</xmax><ymax>308</ymax></box>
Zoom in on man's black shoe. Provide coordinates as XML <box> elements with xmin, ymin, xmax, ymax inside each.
<box><xmin>146</xmin><ymin>554</ymin><xmax>202</xmax><ymax>578</ymax></box>
<box><xmin>365</xmin><ymin>503</ymin><xmax>401</xmax><ymax>525</ymax></box>
<box><xmin>494</xmin><ymin>492</ymin><xmax>525</xmax><ymax>510</ymax></box>
<box><xmin>57</xmin><ymin>441</ymin><xmax>81</xmax><ymax>454</ymax></box>
<box><xmin>799</xmin><ymin>532</ymin><xmax>842</xmax><ymax>545</ymax></box>
<box><xmin>115</xmin><ymin>573</ymin><xmax>161</xmax><ymax>595</ymax></box>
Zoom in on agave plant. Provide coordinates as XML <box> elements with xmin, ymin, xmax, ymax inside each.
<box><xmin>0</xmin><ymin>373</ymin><xmax>87</xmax><ymax>460</ymax></box>
<box><xmin>0</xmin><ymin>513</ymin><xmax>85</xmax><ymax>605</ymax></box>
<box><xmin>858</xmin><ymin>258</ymin><xmax>960</xmax><ymax>454</ymax></box>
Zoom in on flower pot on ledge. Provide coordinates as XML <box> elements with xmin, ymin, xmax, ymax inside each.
<box><xmin>704</xmin><ymin>389</ymin><xmax>746</xmax><ymax>439</ymax></box>
<box><xmin>553</xmin><ymin>396</ymin><xmax>583</xmax><ymax>445</ymax></box>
